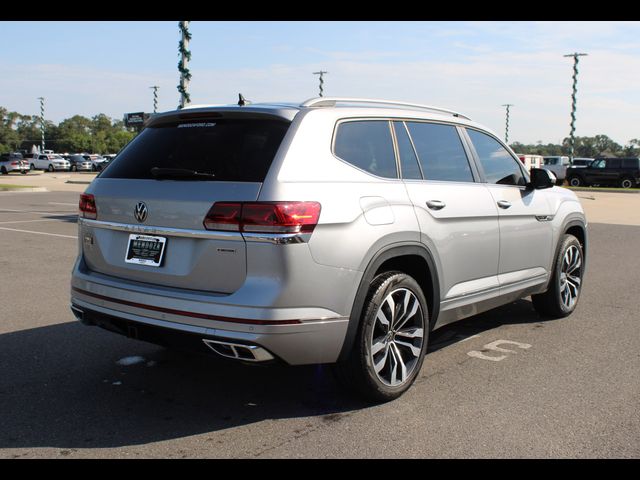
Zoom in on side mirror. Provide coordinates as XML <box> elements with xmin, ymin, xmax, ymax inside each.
<box><xmin>528</xmin><ymin>168</ymin><xmax>555</xmax><ymax>189</ymax></box>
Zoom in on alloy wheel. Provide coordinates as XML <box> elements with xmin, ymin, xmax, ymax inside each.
<box><xmin>559</xmin><ymin>245</ymin><xmax>582</xmax><ymax>310</ymax></box>
<box><xmin>370</xmin><ymin>288</ymin><xmax>425</xmax><ymax>387</ymax></box>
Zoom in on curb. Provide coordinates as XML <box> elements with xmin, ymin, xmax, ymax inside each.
<box><xmin>65</xmin><ymin>180</ymin><xmax>93</xmax><ymax>185</ymax></box>
<box><xmin>566</xmin><ymin>187</ymin><xmax>639</xmax><ymax>194</ymax></box>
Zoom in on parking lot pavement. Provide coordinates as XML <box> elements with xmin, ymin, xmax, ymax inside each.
<box><xmin>0</xmin><ymin>171</ymin><xmax>96</xmax><ymax>192</ymax></box>
<box><xmin>0</xmin><ymin>191</ymin><xmax>638</xmax><ymax>458</ymax></box>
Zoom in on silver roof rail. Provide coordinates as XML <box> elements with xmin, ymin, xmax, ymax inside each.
<box><xmin>300</xmin><ymin>97</ymin><xmax>471</xmax><ymax>120</ymax></box>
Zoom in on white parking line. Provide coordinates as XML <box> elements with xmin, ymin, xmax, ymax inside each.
<box><xmin>0</xmin><ymin>226</ymin><xmax>76</xmax><ymax>239</ymax></box>
<box><xmin>0</xmin><ymin>218</ymin><xmax>76</xmax><ymax>225</ymax></box>
<box><xmin>48</xmin><ymin>202</ymin><xmax>78</xmax><ymax>206</ymax></box>
<box><xmin>0</xmin><ymin>208</ymin><xmax>76</xmax><ymax>216</ymax></box>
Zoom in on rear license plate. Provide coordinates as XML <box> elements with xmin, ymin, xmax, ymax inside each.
<box><xmin>125</xmin><ymin>234</ymin><xmax>167</xmax><ymax>267</ymax></box>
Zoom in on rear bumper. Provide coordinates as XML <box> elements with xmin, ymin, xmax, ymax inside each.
<box><xmin>70</xmin><ymin>277</ymin><xmax>350</xmax><ymax>366</ymax></box>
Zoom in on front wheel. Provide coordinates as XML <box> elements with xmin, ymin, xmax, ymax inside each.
<box><xmin>568</xmin><ymin>176</ymin><xmax>584</xmax><ymax>187</ymax></box>
<box><xmin>532</xmin><ymin>234</ymin><xmax>584</xmax><ymax>318</ymax></box>
<box><xmin>0</xmin><ymin>167</ymin><xmax>7</xmax><ymax>175</ymax></box>
<box><xmin>335</xmin><ymin>271</ymin><xmax>429</xmax><ymax>402</ymax></box>
<box><xmin>47</xmin><ymin>164</ymin><xmax>54</xmax><ymax>172</ymax></box>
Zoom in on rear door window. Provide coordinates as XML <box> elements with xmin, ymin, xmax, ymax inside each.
<box><xmin>406</xmin><ymin>122</ymin><xmax>474</xmax><ymax>182</ymax></box>
<box><xmin>606</xmin><ymin>159</ymin><xmax>621</xmax><ymax>169</ymax></box>
<box><xmin>101</xmin><ymin>118</ymin><xmax>290</xmax><ymax>182</ymax></box>
<box><xmin>334</xmin><ymin>120</ymin><xmax>398</xmax><ymax>178</ymax></box>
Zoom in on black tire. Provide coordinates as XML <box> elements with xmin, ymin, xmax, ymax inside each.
<box><xmin>47</xmin><ymin>164</ymin><xmax>54</xmax><ymax>172</ymax></box>
<box><xmin>568</xmin><ymin>175</ymin><xmax>583</xmax><ymax>187</ymax></box>
<box><xmin>1</xmin><ymin>167</ymin><xmax>7</xmax><ymax>175</ymax></box>
<box><xmin>532</xmin><ymin>234</ymin><xmax>584</xmax><ymax>319</ymax></box>
<box><xmin>334</xmin><ymin>271</ymin><xmax>430</xmax><ymax>403</ymax></box>
<box><xmin>21</xmin><ymin>170</ymin><xmax>27</xmax><ymax>174</ymax></box>
<box><xmin>30</xmin><ymin>163</ymin><xmax>35</xmax><ymax>170</ymax></box>
<box><xmin>620</xmin><ymin>177</ymin><xmax>634</xmax><ymax>189</ymax></box>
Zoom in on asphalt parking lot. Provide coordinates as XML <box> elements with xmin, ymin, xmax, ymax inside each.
<box><xmin>0</xmin><ymin>187</ymin><xmax>638</xmax><ymax>458</ymax></box>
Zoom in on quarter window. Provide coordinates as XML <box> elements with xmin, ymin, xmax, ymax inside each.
<box><xmin>334</xmin><ymin>121</ymin><xmax>398</xmax><ymax>178</ymax></box>
<box><xmin>467</xmin><ymin>129</ymin><xmax>526</xmax><ymax>186</ymax></box>
<box><xmin>405</xmin><ymin>122</ymin><xmax>474</xmax><ymax>182</ymax></box>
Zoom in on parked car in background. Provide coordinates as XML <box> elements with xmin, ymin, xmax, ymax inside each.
<box><xmin>566</xmin><ymin>157</ymin><xmax>640</xmax><ymax>188</ymax></box>
<box><xmin>82</xmin><ymin>154</ymin><xmax>107</xmax><ymax>172</ymax></box>
<box><xmin>71</xmin><ymin>97</ymin><xmax>588</xmax><ymax>402</ymax></box>
<box><xmin>96</xmin><ymin>154</ymin><xmax>117</xmax><ymax>172</ymax></box>
<box><xmin>0</xmin><ymin>152</ymin><xmax>29</xmax><ymax>174</ymax></box>
<box><xmin>34</xmin><ymin>154</ymin><xmax>71</xmax><ymax>172</ymax></box>
<box><xmin>68</xmin><ymin>154</ymin><xmax>94</xmax><ymax>172</ymax></box>
<box><xmin>543</xmin><ymin>156</ymin><xmax>571</xmax><ymax>184</ymax></box>
<box><xmin>570</xmin><ymin>158</ymin><xmax>594</xmax><ymax>168</ymax></box>
<box><xmin>517</xmin><ymin>154</ymin><xmax>544</xmax><ymax>172</ymax></box>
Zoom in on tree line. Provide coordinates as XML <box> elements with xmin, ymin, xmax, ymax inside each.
<box><xmin>3</xmin><ymin>105</ymin><xmax>638</xmax><ymax>159</ymax></box>
<box><xmin>0</xmin><ymin>106</ymin><xmax>137</xmax><ymax>155</ymax></box>
<box><xmin>510</xmin><ymin>135</ymin><xmax>639</xmax><ymax>158</ymax></box>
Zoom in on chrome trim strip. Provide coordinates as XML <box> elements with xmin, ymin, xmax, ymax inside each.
<box><xmin>79</xmin><ymin>219</ymin><xmax>312</xmax><ymax>243</ymax></box>
<box><xmin>79</xmin><ymin>218</ymin><xmax>242</xmax><ymax>241</ymax></box>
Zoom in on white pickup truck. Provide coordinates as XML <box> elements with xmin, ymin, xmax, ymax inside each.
<box><xmin>33</xmin><ymin>154</ymin><xmax>71</xmax><ymax>172</ymax></box>
<box><xmin>542</xmin><ymin>156</ymin><xmax>571</xmax><ymax>185</ymax></box>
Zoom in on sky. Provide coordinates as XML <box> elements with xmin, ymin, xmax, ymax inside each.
<box><xmin>1</xmin><ymin>21</ymin><xmax>639</xmax><ymax>145</ymax></box>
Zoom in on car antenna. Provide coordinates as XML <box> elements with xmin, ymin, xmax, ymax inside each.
<box><xmin>238</xmin><ymin>93</ymin><xmax>251</xmax><ymax>106</ymax></box>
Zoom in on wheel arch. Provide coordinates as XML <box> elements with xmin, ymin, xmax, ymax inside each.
<box><xmin>337</xmin><ymin>243</ymin><xmax>440</xmax><ymax>363</ymax></box>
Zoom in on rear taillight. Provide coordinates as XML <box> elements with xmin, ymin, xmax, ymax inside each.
<box><xmin>204</xmin><ymin>202</ymin><xmax>321</xmax><ymax>234</ymax></box>
<box><xmin>203</xmin><ymin>202</ymin><xmax>242</xmax><ymax>231</ymax></box>
<box><xmin>11</xmin><ymin>161</ymin><xmax>19</xmax><ymax>166</ymax></box>
<box><xmin>79</xmin><ymin>193</ymin><xmax>97</xmax><ymax>220</ymax></box>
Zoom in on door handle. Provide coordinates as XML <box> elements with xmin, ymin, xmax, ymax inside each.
<box><xmin>497</xmin><ymin>200</ymin><xmax>512</xmax><ymax>209</ymax></box>
<box><xmin>426</xmin><ymin>200</ymin><xmax>446</xmax><ymax>210</ymax></box>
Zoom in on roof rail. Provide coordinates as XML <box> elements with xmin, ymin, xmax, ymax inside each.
<box><xmin>300</xmin><ymin>97</ymin><xmax>471</xmax><ymax>120</ymax></box>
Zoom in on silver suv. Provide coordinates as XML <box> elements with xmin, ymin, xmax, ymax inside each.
<box><xmin>70</xmin><ymin>98</ymin><xmax>587</xmax><ymax>401</ymax></box>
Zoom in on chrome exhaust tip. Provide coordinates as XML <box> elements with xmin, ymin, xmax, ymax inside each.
<box><xmin>202</xmin><ymin>339</ymin><xmax>274</xmax><ymax>362</ymax></box>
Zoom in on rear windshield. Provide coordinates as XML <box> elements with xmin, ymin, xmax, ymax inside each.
<box><xmin>101</xmin><ymin>118</ymin><xmax>290</xmax><ymax>182</ymax></box>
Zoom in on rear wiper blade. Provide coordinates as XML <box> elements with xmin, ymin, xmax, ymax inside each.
<box><xmin>150</xmin><ymin>167</ymin><xmax>215</xmax><ymax>180</ymax></box>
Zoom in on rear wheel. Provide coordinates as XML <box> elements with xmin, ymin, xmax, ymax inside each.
<box><xmin>335</xmin><ymin>271</ymin><xmax>429</xmax><ymax>402</ymax></box>
<box><xmin>620</xmin><ymin>177</ymin><xmax>634</xmax><ymax>189</ymax></box>
<box><xmin>1</xmin><ymin>167</ymin><xmax>7</xmax><ymax>175</ymax></box>
<box><xmin>532</xmin><ymin>234</ymin><xmax>584</xmax><ymax>318</ymax></box>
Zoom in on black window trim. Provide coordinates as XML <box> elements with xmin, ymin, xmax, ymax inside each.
<box><xmin>460</xmin><ymin>126</ymin><xmax>530</xmax><ymax>188</ymax></box>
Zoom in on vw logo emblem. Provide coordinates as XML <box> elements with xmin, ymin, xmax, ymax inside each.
<box><xmin>134</xmin><ymin>202</ymin><xmax>148</xmax><ymax>223</ymax></box>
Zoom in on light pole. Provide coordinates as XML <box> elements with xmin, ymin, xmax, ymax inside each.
<box><xmin>37</xmin><ymin>97</ymin><xmax>45</xmax><ymax>153</ymax></box>
<box><xmin>178</xmin><ymin>21</ymin><xmax>192</xmax><ymax>109</ymax></box>
<box><xmin>564</xmin><ymin>52</ymin><xmax>588</xmax><ymax>159</ymax></box>
<box><xmin>313</xmin><ymin>70</ymin><xmax>328</xmax><ymax>97</ymax></box>
<box><xmin>502</xmin><ymin>104</ymin><xmax>513</xmax><ymax>144</ymax></box>
<box><xmin>150</xmin><ymin>86</ymin><xmax>159</xmax><ymax>113</ymax></box>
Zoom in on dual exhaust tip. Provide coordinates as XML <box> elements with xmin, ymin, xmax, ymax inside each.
<box><xmin>202</xmin><ymin>339</ymin><xmax>274</xmax><ymax>362</ymax></box>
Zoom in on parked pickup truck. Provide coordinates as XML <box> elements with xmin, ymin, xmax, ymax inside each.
<box><xmin>33</xmin><ymin>153</ymin><xmax>71</xmax><ymax>172</ymax></box>
<box><xmin>543</xmin><ymin>156</ymin><xmax>571</xmax><ymax>185</ymax></box>
<box><xmin>566</xmin><ymin>157</ymin><xmax>640</xmax><ymax>189</ymax></box>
